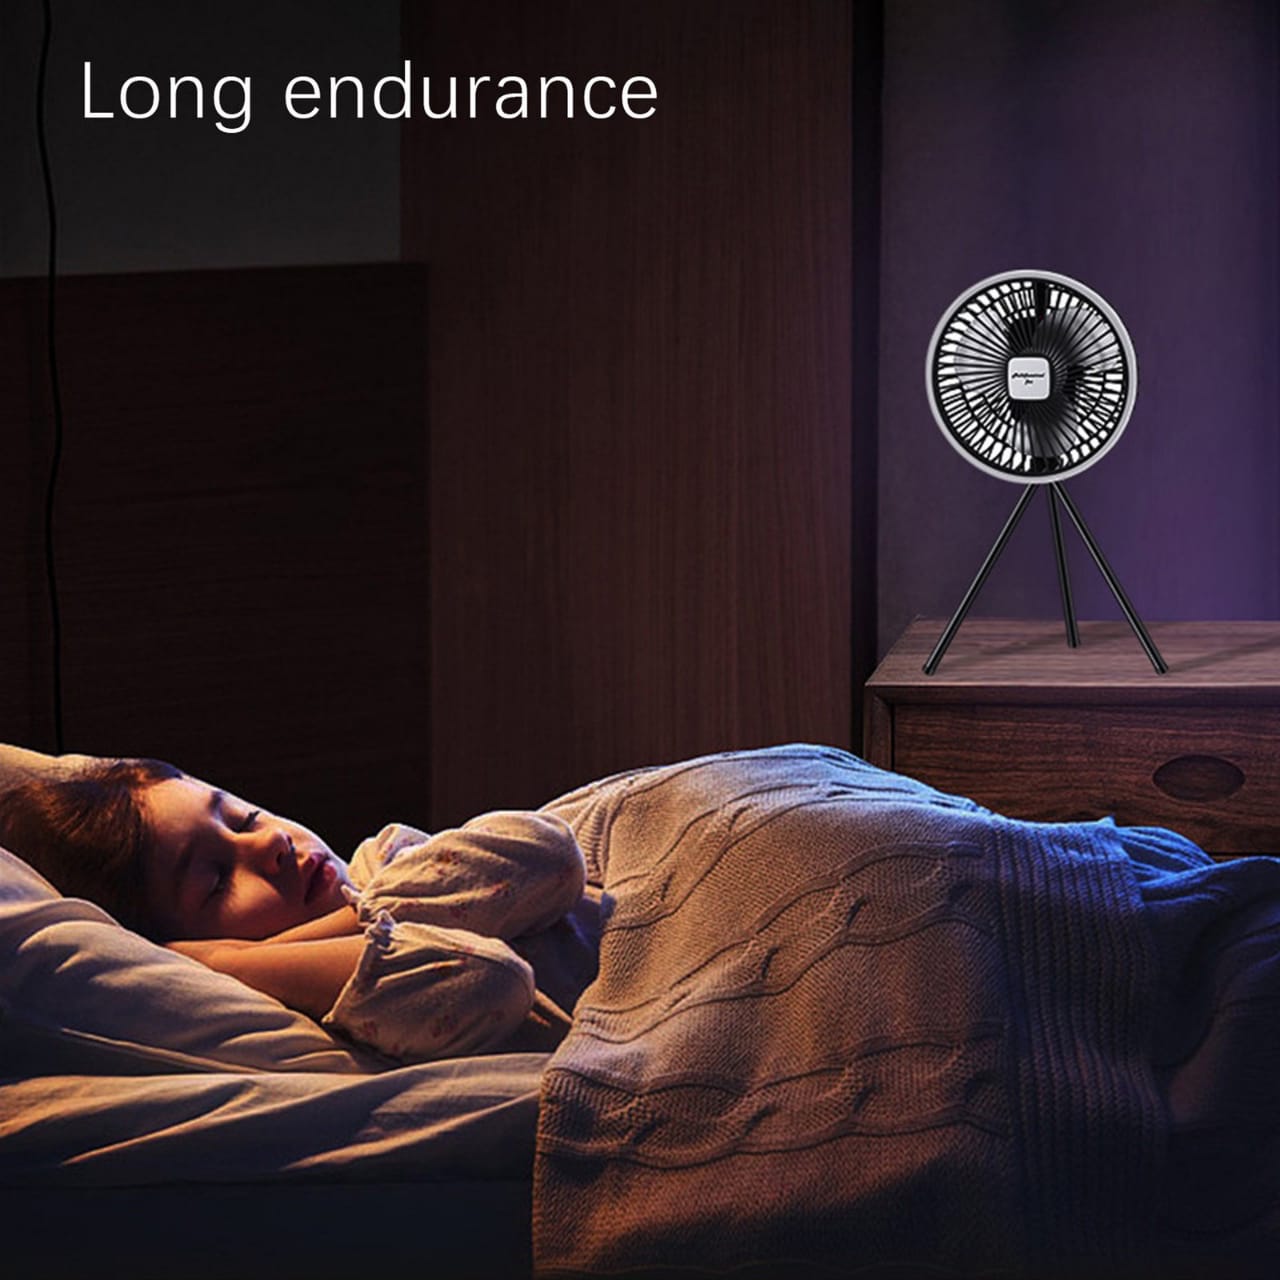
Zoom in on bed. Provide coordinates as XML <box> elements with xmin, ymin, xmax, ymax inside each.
<box><xmin>4</xmin><ymin>742</ymin><xmax>1280</xmax><ymax>1278</ymax></box>
<box><xmin>0</xmin><ymin>744</ymin><xmax>538</xmax><ymax>1280</ymax></box>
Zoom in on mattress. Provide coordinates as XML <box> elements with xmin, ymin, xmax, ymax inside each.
<box><xmin>2</xmin><ymin>1053</ymin><xmax>547</xmax><ymax>1279</ymax></box>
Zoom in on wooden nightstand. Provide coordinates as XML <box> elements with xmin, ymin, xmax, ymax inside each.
<box><xmin>864</xmin><ymin>619</ymin><xmax>1280</xmax><ymax>856</ymax></box>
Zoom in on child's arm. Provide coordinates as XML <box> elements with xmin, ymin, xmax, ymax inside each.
<box><xmin>356</xmin><ymin>811</ymin><xmax>587</xmax><ymax>940</ymax></box>
<box><xmin>164</xmin><ymin>905</ymin><xmax>365</xmax><ymax>1016</ymax></box>
<box><xmin>169</xmin><ymin>914</ymin><xmax>537</xmax><ymax>1060</ymax></box>
<box><xmin>263</xmin><ymin>903</ymin><xmax>362</xmax><ymax>944</ymax></box>
<box><xmin>167</xmin><ymin>933</ymin><xmax>364</xmax><ymax>1022</ymax></box>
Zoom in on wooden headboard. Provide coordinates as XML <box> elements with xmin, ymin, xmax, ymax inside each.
<box><xmin>0</xmin><ymin>264</ymin><xmax>429</xmax><ymax>853</ymax></box>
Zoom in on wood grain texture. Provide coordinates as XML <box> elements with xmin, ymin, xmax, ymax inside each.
<box><xmin>863</xmin><ymin>692</ymin><xmax>891</xmax><ymax>769</ymax></box>
<box><xmin>895</xmin><ymin>704</ymin><xmax>1280</xmax><ymax>854</ymax></box>
<box><xmin>865</xmin><ymin>619</ymin><xmax>1280</xmax><ymax>855</ymax></box>
<box><xmin>0</xmin><ymin>278</ymin><xmax>50</xmax><ymax>750</ymax></box>
<box><xmin>405</xmin><ymin>1</ymin><xmax>855</xmax><ymax>824</ymax></box>
<box><xmin>868</xmin><ymin>619</ymin><xmax>1280</xmax><ymax>702</ymax></box>
<box><xmin>0</xmin><ymin>266</ymin><xmax>430</xmax><ymax>853</ymax></box>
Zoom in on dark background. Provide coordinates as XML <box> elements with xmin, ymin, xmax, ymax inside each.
<box><xmin>1</xmin><ymin>1</ymin><xmax>1275</xmax><ymax>847</ymax></box>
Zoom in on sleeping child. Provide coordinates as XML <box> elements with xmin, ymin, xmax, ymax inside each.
<box><xmin>0</xmin><ymin>757</ymin><xmax>604</xmax><ymax>1063</ymax></box>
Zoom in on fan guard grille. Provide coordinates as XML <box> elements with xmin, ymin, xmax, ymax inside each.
<box><xmin>926</xmin><ymin>271</ymin><xmax>1135</xmax><ymax>482</ymax></box>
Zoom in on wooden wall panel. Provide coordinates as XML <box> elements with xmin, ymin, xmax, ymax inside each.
<box><xmin>0</xmin><ymin>266</ymin><xmax>429</xmax><ymax>853</ymax></box>
<box><xmin>0</xmin><ymin>281</ymin><xmax>52</xmax><ymax>752</ymax></box>
<box><xmin>405</xmin><ymin>0</ymin><xmax>855</xmax><ymax>825</ymax></box>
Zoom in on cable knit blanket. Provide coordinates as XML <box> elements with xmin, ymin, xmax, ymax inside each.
<box><xmin>531</xmin><ymin>745</ymin><xmax>1279</xmax><ymax>1277</ymax></box>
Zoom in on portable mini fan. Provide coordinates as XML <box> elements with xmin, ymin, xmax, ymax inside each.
<box><xmin>923</xmin><ymin>269</ymin><xmax>1166</xmax><ymax>675</ymax></box>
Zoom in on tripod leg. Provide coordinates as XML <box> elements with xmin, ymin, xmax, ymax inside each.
<box><xmin>1051</xmin><ymin>483</ymin><xmax>1167</xmax><ymax>674</ymax></box>
<box><xmin>1047</xmin><ymin>486</ymin><xmax>1079</xmax><ymax>648</ymax></box>
<box><xmin>924</xmin><ymin>484</ymin><xmax>1038</xmax><ymax>675</ymax></box>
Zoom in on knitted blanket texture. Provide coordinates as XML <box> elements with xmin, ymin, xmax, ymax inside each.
<box><xmin>533</xmin><ymin>745</ymin><xmax>1166</xmax><ymax>1278</ymax></box>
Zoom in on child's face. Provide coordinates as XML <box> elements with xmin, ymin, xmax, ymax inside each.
<box><xmin>140</xmin><ymin>775</ymin><xmax>353</xmax><ymax>940</ymax></box>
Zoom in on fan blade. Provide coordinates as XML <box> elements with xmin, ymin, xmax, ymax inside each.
<box><xmin>927</xmin><ymin>271</ymin><xmax>1134</xmax><ymax>482</ymax></box>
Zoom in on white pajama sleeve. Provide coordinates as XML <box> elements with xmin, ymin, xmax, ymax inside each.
<box><xmin>321</xmin><ymin>911</ymin><xmax>535</xmax><ymax>1062</ymax></box>
<box><xmin>348</xmin><ymin>823</ymin><xmax>432</xmax><ymax>885</ymax></box>
<box><xmin>351</xmin><ymin>811</ymin><xmax>586</xmax><ymax>940</ymax></box>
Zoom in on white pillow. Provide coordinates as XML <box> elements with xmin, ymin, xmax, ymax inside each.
<box><xmin>0</xmin><ymin>844</ymin><xmax>380</xmax><ymax>1076</ymax></box>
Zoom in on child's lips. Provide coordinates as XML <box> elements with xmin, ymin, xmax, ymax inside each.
<box><xmin>303</xmin><ymin>854</ymin><xmax>333</xmax><ymax>904</ymax></box>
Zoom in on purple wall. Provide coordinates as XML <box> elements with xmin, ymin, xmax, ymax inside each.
<box><xmin>876</xmin><ymin>0</ymin><xmax>1279</xmax><ymax>656</ymax></box>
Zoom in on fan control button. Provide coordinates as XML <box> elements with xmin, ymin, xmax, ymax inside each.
<box><xmin>1007</xmin><ymin>356</ymin><xmax>1051</xmax><ymax>401</ymax></box>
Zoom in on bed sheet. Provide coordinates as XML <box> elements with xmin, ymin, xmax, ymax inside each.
<box><xmin>2</xmin><ymin>1052</ymin><xmax>546</xmax><ymax>1187</ymax></box>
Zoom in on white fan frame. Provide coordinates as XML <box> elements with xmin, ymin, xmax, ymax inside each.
<box><xmin>925</xmin><ymin>268</ymin><xmax>1138</xmax><ymax>484</ymax></box>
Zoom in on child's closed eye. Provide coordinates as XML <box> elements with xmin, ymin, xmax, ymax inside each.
<box><xmin>208</xmin><ymin>868</ymin><xmax>230</xmax><ymax>901</ymax></box>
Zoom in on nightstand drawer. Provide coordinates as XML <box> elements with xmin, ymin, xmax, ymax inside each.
<box><xmin>893</xmin><ymin>704</ymin><xmax>1280</xmax><ymax>855</ymax></box>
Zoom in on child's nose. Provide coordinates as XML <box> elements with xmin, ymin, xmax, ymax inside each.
<box><xmin>244</xmin><ymin>826</ymin><xmax>294</xmax><ymax>871</ymax></box>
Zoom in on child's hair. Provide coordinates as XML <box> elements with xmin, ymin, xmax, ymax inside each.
<box><xmin>0</xmin><ymin>757</ymin><xmax>183</xmax><ymax>937</ymax></box>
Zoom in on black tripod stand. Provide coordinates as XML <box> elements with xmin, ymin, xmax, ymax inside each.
<box><xmin>923</xmin><ymin>482</ymin><xmax>1167</xmax><ymax>676</ymax></box>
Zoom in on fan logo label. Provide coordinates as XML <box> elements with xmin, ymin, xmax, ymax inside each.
<box><xmin>1007</xmin><ymin>356</ymin><xmax>1050</xmax><ymax>401</ymax></box>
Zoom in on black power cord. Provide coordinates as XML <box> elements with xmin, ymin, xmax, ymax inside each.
<box><xmin>35</xmin><ymin>0</ymin><xmax>65</xmax><ymax>753</ymax></box>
